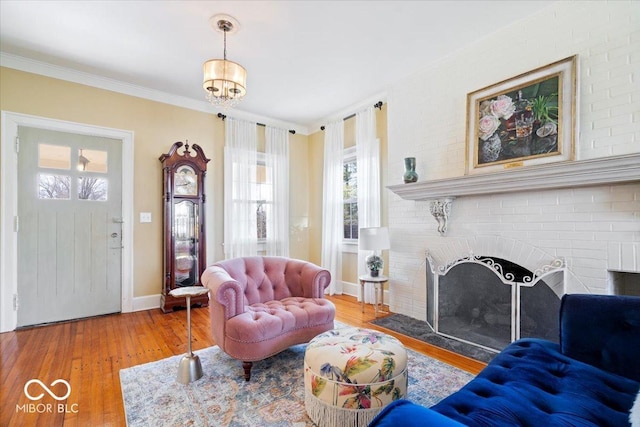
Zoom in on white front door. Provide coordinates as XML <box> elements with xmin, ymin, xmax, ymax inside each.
<box><xmin>16</xmin><ymin>126</ymin><xmax>123</xmax><ymax>327</ymax></box>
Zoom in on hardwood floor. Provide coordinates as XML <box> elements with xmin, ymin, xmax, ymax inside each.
<box><xmin>0</xmin><ymin>294</ymin><xmax>485</xmax><ymax>427</ymax></box>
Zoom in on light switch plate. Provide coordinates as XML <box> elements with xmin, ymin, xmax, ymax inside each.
<box><xmin>140</xmin><ymin>212</ymin><xmax>152</xmax><ymax>223</ymax></box>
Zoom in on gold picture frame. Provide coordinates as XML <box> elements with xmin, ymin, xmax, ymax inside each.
<box><xmin>465</xmin><ymin>56</ymin><xmax>577</xmax><ymax>175</ymax></box>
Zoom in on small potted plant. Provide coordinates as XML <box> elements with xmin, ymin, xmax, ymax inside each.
<box><xmin>366</xmin><ymin>254</ymin><xmax>383</xmax><ymax>277</ymax></box>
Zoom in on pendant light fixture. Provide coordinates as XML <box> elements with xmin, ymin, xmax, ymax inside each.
<box><xmin>203</xmin><ymin>15</ymin><xmax>247</xmax><ymax>109</ymax></box>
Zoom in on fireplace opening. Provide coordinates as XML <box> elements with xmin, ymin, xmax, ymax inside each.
<box><xmin>438</xmin><ymin>260</ymin><xmax>513</xmax><ymax>350</ymax></box>
<box><xmin>427</xmin><ymin>255</ymin><xmax>563</xmax><ymax>352</ymax></box>
<box><xmin>610</xmin><ymin>271</ymin><xmax>640</xmax><ymax>296</ymax></box>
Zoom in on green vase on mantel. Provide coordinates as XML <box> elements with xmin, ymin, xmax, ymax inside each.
<box><xmin>403</xmin><ymin>157</ymin><xmax>419</xmax><ymax>183</ymax></box>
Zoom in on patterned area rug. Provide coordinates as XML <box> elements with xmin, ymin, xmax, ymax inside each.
<box><xmin>370</xmin><ymin>313</ymin><xmax>497</xmax><ymax>363</ymax></box>
<box><xmin>120</xmin><ymin>331</ymin><xmax>474</xmax><ymax>426</ymax></box>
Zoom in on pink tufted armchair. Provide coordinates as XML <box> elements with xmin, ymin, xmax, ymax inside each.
<box><xmin>201</xmin><ymin>256</ymin><xmax>335</xmax><ymax>380</ymax></box>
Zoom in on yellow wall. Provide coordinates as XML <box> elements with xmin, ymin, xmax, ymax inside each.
<box><xmin>0</xmin><ymin>67</ymin><xmax>311</xmax><ymax>299</ymax></box>
<box><xmin>289</xmin><ymin>132</ymin><xmax>311</xmax><ymax>260</ymax></box>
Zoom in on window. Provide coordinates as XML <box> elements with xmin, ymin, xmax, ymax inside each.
<box><xmin>39</xmin><ymin>173</ymin><xmax>71</xmax><ymax>199</ymax></box>
<box><xmin>39</xmin><ymin>144</ymin><xmax>71</xmax><ymax>170</ymax></box>
<box><xmin>255</xmin><ymin>155</ymin><xmax>270</xmax><ymax>240</ymax></box>
<box><xmin>78</xmin><ymin>177</ymin><xmax>108</xmax><ymax>201</ymax></box>
<box><xmin>77</xmin><ymin>148</ymin><xmax>107</xmax><ymax>173</ymax></box>
<box><xmin>37</xmin><ymin>144</ymin><xmax>108</xmax><ymax>201</ymax></box>
<box><xmin>343</xmin><ymin>147</ymin><xmax>358</xmax><ymax>240</ymax></box>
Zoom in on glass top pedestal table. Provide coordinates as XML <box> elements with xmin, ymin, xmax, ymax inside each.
<box><xmin>358</xmin><ymin>274</ymin><xmax>389</xmax><ymax>318</ymax></box>
<box><xmin>169</xmin><ymin>286</ymin><xmax>210</xmax><ymax>384</ymax></box>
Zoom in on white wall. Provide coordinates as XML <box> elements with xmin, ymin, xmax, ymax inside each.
<box><xmin>386</xmin><ymin>1</ymin><xmax>640</xmax><ymax>321</ymax></box>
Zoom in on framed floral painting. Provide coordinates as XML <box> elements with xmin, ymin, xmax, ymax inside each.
<box><xmin>465</xmin><ymin>56</ymin><xmax>577</xmax><ymax>175</ymax></box>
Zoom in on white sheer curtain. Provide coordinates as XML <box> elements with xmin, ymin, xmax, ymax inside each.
<box><xmin>356</xmin><ymin>106</ymin><xmax>381</xmax><ymax>303</ymax></box>
<box><xmin>265</xmin><ymin>126</ymin><xmax>290</xmax><ymax>256</ymax></box>
<box><xmin>321</xmin><ymin>120</ymin><xmax>344</xmax><ymax>295</ymax></box>
<box><xmin>224</xmin><ymin>117</ymin><xmax>258</xmax><ymax>258</ymax></box>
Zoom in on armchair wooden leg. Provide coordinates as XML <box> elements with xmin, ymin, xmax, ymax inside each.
<box><xmin>242</xmin><ymin>361</ymin><xmax>253</xmax><ymax>381</ymax></box>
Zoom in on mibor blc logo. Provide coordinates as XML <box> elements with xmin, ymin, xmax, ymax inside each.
<box><xmin>16</xmin><ymin>379</ymin><xmax>79</xmax><ymax>414</ymax></box>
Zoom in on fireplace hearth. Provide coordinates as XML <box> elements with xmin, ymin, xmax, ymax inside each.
<box><xmin>426</xmin><ymin>252</ymin><xmax>565</xmax><ymax>352</ymax></box>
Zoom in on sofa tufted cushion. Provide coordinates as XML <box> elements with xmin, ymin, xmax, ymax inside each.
<box><xmin>225</xmin><ymin>297</ymin><xmax>336</xmax><ymax>342</ymax></box>
<box><xmin>369</xmin><ymin>399</ymin><xmax>464</xmax><ymax>427</ymax></box>
<box><xmin>430</xmin><ymin>339</ymin><xmax>640</xmax><ymax>427</ymax></box>
<box><xmin>560</xmin><ymin>294</ymin><xmax>640</xmax><ymax>382</ymax></box>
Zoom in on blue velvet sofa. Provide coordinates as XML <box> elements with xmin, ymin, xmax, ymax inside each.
<box><xmin>370</xmin><ymin>294</ymin><xmax>640</xmax><ymax>427</ymax></box>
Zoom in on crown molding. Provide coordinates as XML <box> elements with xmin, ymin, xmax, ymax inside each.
<box><xmin>0</xmin><ymin>52</ymin><xmax>309</xmax><ymax>135</ymax></box>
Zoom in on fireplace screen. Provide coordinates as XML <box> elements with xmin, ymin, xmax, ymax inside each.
<box><xmin>439</xmin><ymin>261</ymin><xmax>513</xmax><ymax>350</ymax></box>
<box><xmin>427</xmin><ymin>254</ymin><xmax>564</xmax><ymax>352</ymax></box>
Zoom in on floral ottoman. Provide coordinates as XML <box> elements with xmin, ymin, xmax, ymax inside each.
<box><xmin>304</xmin><ymin>327</ymin><xmax>408</xmax><ymax>426</ymax></box>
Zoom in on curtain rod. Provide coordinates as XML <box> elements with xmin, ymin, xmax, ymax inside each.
<box><xmin>216</xmin><ymin>113</ymin><xmax>296</xmax><ymax>134</ymax></box>
<box><xmin>320</xmin><ymin>101</ymin><xmax>383</xmax><ymax>131</ymax></box>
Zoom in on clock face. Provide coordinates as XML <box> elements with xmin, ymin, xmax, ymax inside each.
<box><xmin>174</xmin><ymin>166</ymin><xmax>198</xmax><ymax>196</ymax></box>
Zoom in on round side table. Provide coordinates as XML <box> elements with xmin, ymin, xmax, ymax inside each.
<box><xmin>169</xmin><ymin>286</ymin><xmax>210</xmax><ymax>384</ymax></box>
<box><xmin>358</xmin><ymin>274</ymin><xmax>388</xmax><ymax>318</ymax></box>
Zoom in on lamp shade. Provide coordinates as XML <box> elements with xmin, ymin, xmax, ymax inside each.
<box><xmin>359</xmin><ymin>227</ymin><xmax>390</xmax><ymax>251</ymax></box>
<box><xmin>203</xmin><ymin>59</ymin><xmax>247</xmax><ymax>100</ymax></box>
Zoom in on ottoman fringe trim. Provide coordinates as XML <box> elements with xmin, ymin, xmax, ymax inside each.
<box><xmin>305</xmin><ymin>392</ymin><xmax>383</xmax><ymax>427</ymax></box>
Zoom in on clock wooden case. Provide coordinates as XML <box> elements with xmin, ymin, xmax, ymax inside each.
<box><xmin>159</xmin><ymin>141</ymin><xmax>210</xmax><ymax>312</ymax></box>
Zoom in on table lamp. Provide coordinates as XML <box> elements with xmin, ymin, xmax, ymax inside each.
<box><xmin>359</xmin><ymin>227</ymin><xmax>390</xmax><ymax>277</ymax></box>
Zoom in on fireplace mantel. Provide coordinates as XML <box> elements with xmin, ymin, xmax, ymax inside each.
<box><xmin>387</xmin><ymin>153</ymin><xmax>640</xmax><ymax>235</ymax></box>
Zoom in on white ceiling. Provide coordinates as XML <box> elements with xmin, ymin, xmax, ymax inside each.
<box><xmin>0</xmin><ymin>0</ymin><xmax>556</xmax><ymax>133</ymax></box>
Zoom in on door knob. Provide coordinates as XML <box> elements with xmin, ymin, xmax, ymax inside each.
<box><xmin>111</xmin><ymin>232</ymin><xmax>118</xmax><ymax>238</ymax></box>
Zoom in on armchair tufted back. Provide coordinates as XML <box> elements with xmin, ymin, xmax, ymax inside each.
<box><xmin>211</xmin><ymin>256</ymin><xmax>323</xmax><ymax>305</ymax></box>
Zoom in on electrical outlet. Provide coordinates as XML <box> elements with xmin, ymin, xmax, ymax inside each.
<box><xmin>140</xmin><ymin>212</ymin><xmax>152</xmax><ymax>223</ymax></box>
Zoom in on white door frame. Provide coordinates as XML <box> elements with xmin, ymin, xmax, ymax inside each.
<box><xmin>1</xmin><ymin>111</ymin><xmax>134</xmax><ymax>332</ymax></box>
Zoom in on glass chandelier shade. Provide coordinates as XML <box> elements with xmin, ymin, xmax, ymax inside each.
<box><xmin>203</xmin><ymin>19</ymin><xmax>246</xmax><ymax>109</ymax></box>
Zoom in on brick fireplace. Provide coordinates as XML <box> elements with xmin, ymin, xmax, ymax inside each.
<box><xmin>386</xmin><ymin>156</ymin><xmax>640</xmax><ymax>334</ymax></box>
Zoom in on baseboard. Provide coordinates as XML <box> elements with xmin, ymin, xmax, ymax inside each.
<box><xmin>342</xmin><ymin>281</ymin><xmax>359</xmax><ymax>298</ymax></box>
<box><xmin>131</xmin><ymin>294</ymin><xmax>161</xmax><ymax>312</ymax></box>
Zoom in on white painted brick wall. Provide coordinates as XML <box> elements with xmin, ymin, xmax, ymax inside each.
<box><xmin>386</xmin><ymin>1</ymin><xmax>640</xmax><ymax>321</ymax></box>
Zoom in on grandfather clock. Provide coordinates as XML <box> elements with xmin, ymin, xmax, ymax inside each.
<box><xmin>159</xmin><ymin>141</ymin><xmax>210</xmax><ymax>312</ymax></box>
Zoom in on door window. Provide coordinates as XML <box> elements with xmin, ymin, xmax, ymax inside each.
<box><xmin>78</xmin><ymin>148</ymin><xmax>108</xmax><ymax>173</ymax></box>
<box><xmin>37</xmin><ymin>144</ymin><xmax>109</xmax><ymax>201</ymax></box>
<box><xmin>38</xmin><ymin>173</ymin><xmax>71</xmax><ymax>200</ymax></box>
<box><xmin>78</xmin><ymin>177</ymin><xmax>108</xmax><ymax>201</ymax></box>
<box><xmin>39</xmin><ymin>144</ymin><xmax>70</xmax><ymax>169</ymax></box>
